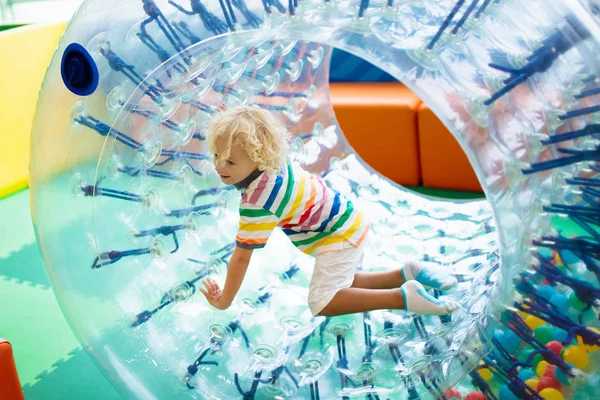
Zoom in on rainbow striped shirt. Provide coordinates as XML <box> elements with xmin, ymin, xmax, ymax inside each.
<box><xmin>235</xmin><ymin>161</ymin><xmax>370</xmax><ymax>256</ymax></box>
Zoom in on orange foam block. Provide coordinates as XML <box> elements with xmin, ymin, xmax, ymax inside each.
<box><xmin>417</xmin><ymin>103</ymin><xmax>482</xmax><ymax>192</ymax></box>
<box><xmin>330</xmin><ymin>82</ymin><xmax>422</xmax><ymax>186</ymax></box>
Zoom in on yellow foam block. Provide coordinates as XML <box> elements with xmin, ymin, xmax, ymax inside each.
<box><xmin>0</xmin><ymin>23</ymin><xmax>66</xmax><ymax>199</ymax></box>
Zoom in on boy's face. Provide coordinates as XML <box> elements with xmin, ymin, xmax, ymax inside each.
<box><xmin>213</xmin><ymin>136</ymin><xmax>259</xmax><ymax>185</ymax></box>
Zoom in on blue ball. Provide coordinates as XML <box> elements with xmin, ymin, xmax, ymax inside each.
<box><xmin>550</xmin><ymin>293</ymin><xmax>570</xmax><ymax>315</ymax></box>
<box><xmin>560</xmin><ymin>250</ymin><xmax>579</xmax><ymax>266</ymax></box>
<box><xmin>555</xmin><ymin>362</ymin><xmax>574</xmax><ymax>386</ymax></box>
<box><xmin>539</xmin><ymin>285</ymin><xmax>556</xmax><ymax>301</ymax></box>
<box><xmin>493</xmin><ymin>330</ymin><xmax>504</xmax><ymax>342</ymax></box>
<box><xmin>517</xmin><ymin>369</ymin><xmax>536</xmax><ymax>381</ymax></box>
<box><xmin>499</xmin><ymin>385</ymin><xmax>519</xmax><ymax>400</ymax></box>
<box><xmin>552</xmin><ymin>328</ymin><xmax>569</xmax><ymax>343</ymax></box>
<box><xmin>502</xmin><ymin>330</ymin><xmax>522</xmax><ymax>353</ymax></box>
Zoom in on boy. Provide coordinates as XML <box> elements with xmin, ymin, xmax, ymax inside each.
<box><xmin>199</xmin><ymin>105</ymin><xmax>458</xmax><ymax>317</ymax></box>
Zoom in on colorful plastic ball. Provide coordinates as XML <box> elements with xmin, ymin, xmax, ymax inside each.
<box><xmin>539</xmin><ymin>285</ymin><xmax>556</xmax><ymax>301</ymax></box>
<box><xmin>518</xmin><ymin>369</ymin><xmax>536</xmax><ymax>381</ymax></box>
<box><xmin>538</xmin><ymin>376</ymin><xmax>561</xmax><ymax>391</ymax></box>
<box><xmin>525</xmin><ymin>378</ymin><xmax>539</xmax><ymax>390</ymax></box>
<box><xmin>563</xmin><ymin>345</ymin><xmax>589</xmax><ymax>369</ymax></box>
<box><xmin>478</xmin><ymin>368</ymin><xmax>492</xmax><ymax>381</ymax></box>
<box><xmin>568</xmin><ymin>292</ymin><xmax>587</xmax><ymax>311</ymax></box>
<box><xmin>499</xmin><ymin>385</ymin><xmax>519</xmax><ymax>400</ymax></box>
<box><xmin>535</xmin><ymin>325</ymin><xmax>554</xmax><ymax>344</ymax></box>
<box><xmin>522</xmin><ymin>348</ymin><xmax>540</xmax><ymax>365</ymax></box>
<box><xmin>567</xmin><ymin>308</ymin><xmax>581</xmax><ymax>323</ymax></box>
<box><xmin>546</xmin><ymin>341</ymin><xmax>563</xmax><ymax>357</ymax></box>
<box><xmin>555</xmin><ymin>363</ymin><xmax>573</xmax><ymax>386</ymax></box>
<box><xmin>543</xmin><ymin>364</ymin><xmax>557</xmax><ymax>378</ymax></box>
<box><xmin>549</xmin><ymin>293</ymin><xmax>569</xmax><ymax>315</ymax></box>
<box><xmin>464</xmin><ymin>392</ymin><xmax>484</xmax><ymax>400</ymax></box>
<box><xmin>539</xmin><ymin>388</ymin><xmax>564</xmax><ymax>400</ymax></box>
<box><xmin>525</xmin><ymin>315</ymin><xmax>546</xmax><ymax>330</ymax></box>
<box><xmin>552</xmin><ymin>328</ymin><xmax>568</xmax><ymax>343</ymax></box>
<box><xmin>553</xmin><ymin>250</ymin><xmax>563</xmax><ymax>266</ymax></box>
<box><xmin>577</xmin><ymin>327</ymin><xmax>600</xmax><ymax>352</ymax></box>
<box><xmin>536</xmin><ymin>361</ymin><xmax>550</xmax><ymax>377</ymax></box>
<box><xmin>444</xmin><ymin>388</ymin><xmax>462</xmax><ymax>399</ymax></box>
<box><xmin>580</xmin><ymin>309</ymin><xmax>596</xmax><ymax>325</ymax></box>
<box><xmin>493</xmin><ymin>330</ymin><xmax>504</xmax><ymax>341</ymax></box>
<box><xmin>503</xmin><ymin>330</ymin><xmax>522</xmax><ymax>352</ymax></box>
<box><xmin>559</xmin><ymin>250</ymin><xmax>578</xmax><ymax>266</ymax></box>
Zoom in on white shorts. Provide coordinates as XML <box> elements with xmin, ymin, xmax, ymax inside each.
<box><xmin>307</xmin><ymin>242</ymin><xmax>365</xmax><ymax>316</ymax></box>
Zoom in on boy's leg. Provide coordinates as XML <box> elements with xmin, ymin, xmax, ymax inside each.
<box><xmin>351</xmin><ymin>269</ymin><xmax>404</xmax><ymax>289</ymax></box>
<box><xmin>351</xmin><ymin>261</ymin><xmax>457</xmax><ymax>291</ymax></box>
<box><xmin>318</xmin><ymin>287</ymin><xmax>404</xmax><ymax>316</ymax></box>
<box><xmin>318</xmin><ymin>281</ymin><xmax>458</xmax><ymax>317</ymax></box>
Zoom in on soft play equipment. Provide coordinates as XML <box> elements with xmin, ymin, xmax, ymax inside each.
<box><xmin>418</xmin><ymin>103</ymin><xmax>482</xmax><ymax>192</ymax></box>
<box><xmin>330</xmin><ymin>82</ymin><xmax>421</xmax><ymax>186</ymax></box>
<box><xmin>0</xmin><ymin>23</ymin><xmax>67</xmax><ymax>199</ymax></box>
<box><xmin>0</xmin><ymin>339</ymin><xmax>25</xmax><ymax>400</ymax></box>
<box><xmin>29</xmin><ymin>1</ymin><xmax>600</xmax><ymax>399</ymax></box>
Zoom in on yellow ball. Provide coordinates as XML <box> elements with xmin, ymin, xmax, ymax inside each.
<box><xmin>563</xmin><ymin>346</ymin><xmax>589</xmax><ymax>370</ymax></box>
<box><xmin>536</xmin><ymin>360</ymin><xmax>549</xmax><ymax>377</ymax></box>
<box><xmin>525</xmin><ymin>316</ymin><xmax>545</xmax><ymax>330</ymax></box>
<box><xmin>553</xmin><ymin>251</ymin><xmax>564</xmax><ymax>266</ymax></box>
<box><xmin>576</xmin><ymin>327</ymin><xmax>600</xmax><ymax>352</ymax></box>
<box><xmin>478</xmin><ymin>368</ymin><xmax>492</xmax><ymax>381</ymax></box>
<box><xmin>539</xmin><ymin>388</ymin><xmax>564</xmax><ymax>400</ymax></box>
<box><xmin>518</xmin><ymin>310</ymin><xmax>530</xmax><ymax>319</ymax></box>
<box><xmin>525</xmin><ymin>378</ymin><xmax>539</xmax><ymax>390</ymax></box>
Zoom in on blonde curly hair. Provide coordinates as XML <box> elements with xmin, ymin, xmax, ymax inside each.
<box><xmin>206</xmin><ymin>104</ymin><xmax>291</xmax><ymax>174</ymax></box>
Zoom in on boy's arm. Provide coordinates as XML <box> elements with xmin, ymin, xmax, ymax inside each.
<box><xmin>218</xmin><ymin>245</ymin><xmax>254</xmax><ymax>308</ymax></box>
<box><xmin>206</xmin><ymin>202</ymin><xmax>277</xmax><ymax>309</ymax></box>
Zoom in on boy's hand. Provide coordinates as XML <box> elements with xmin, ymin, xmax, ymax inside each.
<box><xmin>200</xmin><ymin>278</ymin><xmax>230</xmax><ymax>310</ymax></box>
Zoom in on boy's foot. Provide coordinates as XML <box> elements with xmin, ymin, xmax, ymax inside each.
<box><xmin>400</xmin><ymin>280</ymin><xmax>458</xmax><ymax>315</ymax></box>
<box><xmin>401</xmin><ymin>261</ymin><xmax>457</xmax><ymax>291</ymax></box>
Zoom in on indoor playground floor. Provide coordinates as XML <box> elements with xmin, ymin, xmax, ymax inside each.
<box><xmin>0</xmin><ymin>186</ymin><xmax>483</xmax><ymax>400</ymax></box>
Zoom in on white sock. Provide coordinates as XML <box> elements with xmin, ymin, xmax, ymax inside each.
<box><xmin>400</xmin><ymin>280</ymin><xmax>458</xmax><ymax>315</ymax></box>
<box><xmin>401</xmin><ymin>261</ymin><xmax>457</xmax><ymax>290</ymax></box>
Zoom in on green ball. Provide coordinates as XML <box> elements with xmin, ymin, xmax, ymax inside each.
<box><xmin>567</xmin><ymin>308</ymin><xmax>581</xmax><ymax>323</ymax></box>
<box><xmin>569</xmin><ymin>292</ymin><xmax>587</xmax><ymax>311</ymax></box>
<box><xmin>556</xmin><ymin>264</ymin><xmax>568</xmax><ymax>274</ymax></box>
<box><xmin>522</xmin><ymin>348</ymin><xmax>543</xmax><ymax>368</ymax></box>
<box><xmin>534</xmin><ymin>324</ymin><xmax>554</xmax><ymax>344</ymax></box>
<box><xmin>581</xmin><ymin>308</ymin><xmax>596</xmax><ymax>325</ymax></box>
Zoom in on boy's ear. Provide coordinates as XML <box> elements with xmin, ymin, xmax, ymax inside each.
<box><xmin>218</xmin><ymin>103</ymin><xmax>227</xmax><ymax>113</ymax></box>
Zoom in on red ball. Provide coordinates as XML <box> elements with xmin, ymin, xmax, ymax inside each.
<box><xmin>543</xmin><ymin>364</ymin><xmax>558</xmax><ymax>378</ymax></box>
<box><xmin>538</xmin><ymin>376</ymin><xmax>562</xmax><ymax>392</ymax></box>
<box><xmin>444</xmin><ymin>388</ymin><xmax>462</xmax><ymax>400</ymax></box>
<box><xmin>546</xmin><ymin>341</ymin><xmax>564</xmax><ymax>357</ymax></box>
<box><xmin>465</xmin><ymin>392</ymin><xmax>485</xmax><ymax>400</ymax></box>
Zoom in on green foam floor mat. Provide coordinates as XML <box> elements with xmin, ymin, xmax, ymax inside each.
<box><xmin>0</xmin><ymin>189</ymin><xmax>122</xmax><ymax>399</ymax></box>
